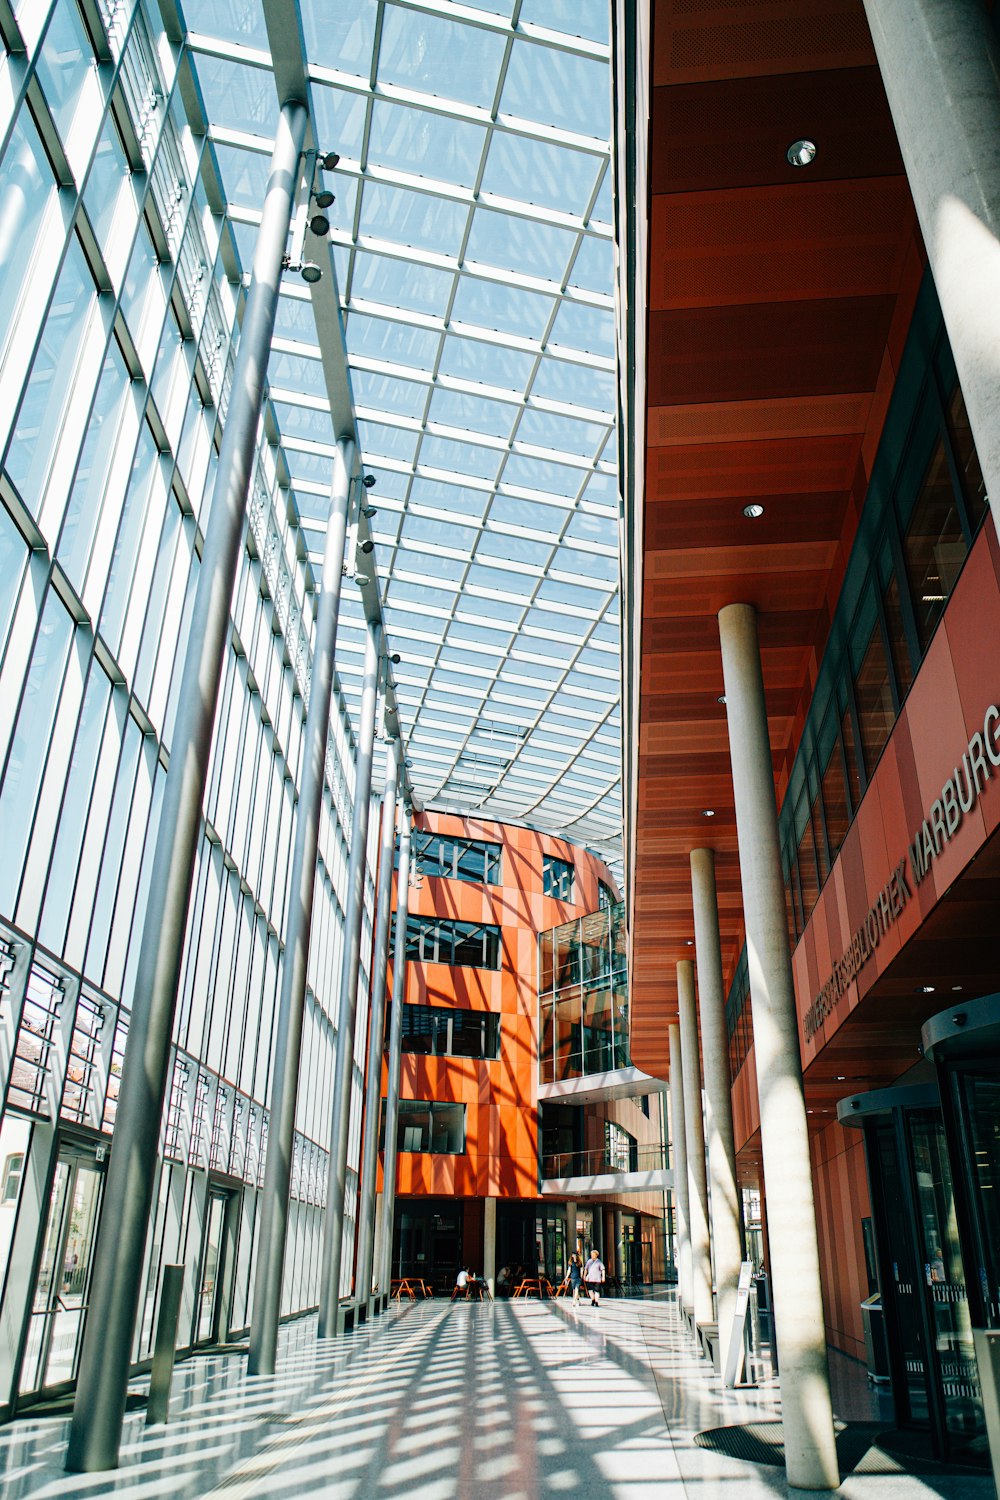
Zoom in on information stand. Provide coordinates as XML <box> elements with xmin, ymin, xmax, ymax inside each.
<box><xmin>723</xmin><ymin>1260</ymin><xmax>755</xmax><ymax>1389</ymax></box>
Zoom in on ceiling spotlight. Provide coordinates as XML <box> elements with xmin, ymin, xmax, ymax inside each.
<box><xmin>353</xmin><ymin>572</ymin><xmax>370</xmax><ymax>586</ymax></box>
<box><xmin>835</xmin><ymin>1076</ymin><xmax>846</xmax><ymax>1081</ymax></box>
<box><xmin>321</xmin><ymin>151</ymin><xmax>341</xmax><ymax>171</ymax></box>
<box><xmin>685</xmin><ymin>939</ymin><xmax>694</xmax><ymax>946</ymax></box>
<box><xmin>314</xmin><ymin>189</ymin><xmax>335</xmax><ymax>209</ymax></box>
<box><xmin>919</xmin><ymin>984</ymin><xmax>936</xmax><ymax>994</ymax></box>
<box><xmin>743</xmin><ymin>502</ymin><xmax>765</xmax><ymax>519</ymax></box>
<box><xmin>404</xmin><ymin>757</ymin><xmax>413</xmax><ymax>767</ymax></box>
<box><xmin>361</xmin><ymin>505</ymin><xmax>377</xmax><ymax>518</ymax></box>
<box><xmin>717</xmin><ymin>694</ymin><xmax>727</xmax><ymax>705</ymax></box>
<box><xmin>787</xmin><ymin>138</ymin><xmax>817</xmax><ymax>168</ymax></box>
<box><xmin>391</xmin><ymin>652</ymin><xmax>401</xmax><ymax>664</ymax></box>
<box><xmin>309</xmin><ymin>213</ymin><xmax>330</xmax><ymax>237</ymax></box>
<box><xmin>702</xmin><ymin>809</ymin><xmax>715</xmax><ymax>818</ymax></box>
<box><xmin>359</xmin><ymin>538</ymin><xmax>375</xmax><ymax>554</ymax></box>
<box><xmin>362</xmin><ymin>473</ymin><xmax>377</xmax><ymax>489</ymax></box>
<box><xmin>952</xmin><ymin>985</ymin><xmax>963</xmax><ymax>992</ymax></box>
<box><xmin>300</xmin><ymin>262</ymin><xmax>322</xmax><ymax>284</ymax></box>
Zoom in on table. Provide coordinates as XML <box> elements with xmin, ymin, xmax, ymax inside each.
<box><xmin>391</xmin><ymin>1278</ymin><xmax>430</xmax><ymax>1301</ymax></box>
<box><xmin>512</xmin><ymin>1276</ymin><xmax>554</xmax><ymax>1299</ymax></box>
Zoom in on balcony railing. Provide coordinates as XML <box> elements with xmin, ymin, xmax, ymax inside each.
<box><xmin>541</xmin><ymin>1143</ymin><xmax>667</xmax><ymax>1180</ymax></box>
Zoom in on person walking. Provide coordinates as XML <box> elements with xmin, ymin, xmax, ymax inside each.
<box><xmin>583</xmin><ymin>1248</ymin><xmax>605</xmax><ymax>1307</ymax></box>
<box><xmin>565</xmin><ymin>1252</ymin><xmax>583</xmax><ymax>1303</ymax></box>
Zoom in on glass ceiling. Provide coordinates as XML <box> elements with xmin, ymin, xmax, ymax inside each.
<box><xmin>183</xmin><ymin>0</ymin><xmax>622</xmax><ymax>870</ymax></box>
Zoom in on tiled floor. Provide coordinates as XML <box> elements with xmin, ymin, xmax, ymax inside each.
<box><xmin>0</xmin><ymin>1294</ymin><xmax>992</xmax><ymax>1498</ymax></box>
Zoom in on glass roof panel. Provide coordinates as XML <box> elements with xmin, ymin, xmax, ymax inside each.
<box><xmin>499</xmin><ymin>39</ymin><xmax>610</xmax><ymax>141</ymax></box>
<box><xmin>377</xmin><ymin>7</ymin><xmax>509</xmax><ymax>108</ymax></box>
<box><xmin>181</xmin><ymin>0</ymin><xmax>622</xmax><ymax>869</ymax></box>
<box><xmin>480</xmin><ymin>132</ymin><xmax>602</xmax><ymax>215</ymax></box>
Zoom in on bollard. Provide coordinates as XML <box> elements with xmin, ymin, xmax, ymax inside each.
<box><xmin>146</xmin><ymin>1264</ymin><xmax>185</xmax><ymax>1425</ymax></box>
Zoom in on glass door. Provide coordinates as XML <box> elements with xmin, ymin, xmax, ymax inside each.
<box><xmin>20</xmin><ymin>1152</ymin><xmax>104</xmax><ymax>1396</ymax></box>
<box><xmin>195</xmin><ymin>1191</ymin><xmax>227</xmax><ymax>1345</ymax></box>
<box><xmin>867</xmin><ymin>1121</ymin><xmax>931</xmax><ymax>1428</ymax></box>
<box><xmin>908</xmin><ymin>1108</ymin><xmax>985</xmax><ymax>1461</ymax></box>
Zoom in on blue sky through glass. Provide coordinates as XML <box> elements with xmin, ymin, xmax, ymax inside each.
<box><xmin>183</xmin><ymin>0</ymin><xmax>622</xmax><ymax>869</ymax></box>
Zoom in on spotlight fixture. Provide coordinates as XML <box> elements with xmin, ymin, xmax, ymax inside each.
<box><xmin>390</xmin><ymin>652</ymin><xmax>401</xmax><ymax>664</ymax></box>
<box><xmin>300</xmin><ymin>262</ymin><xmax>322</xmax><ymax>284</ymax></box>
<box><xmin>952</xmin><ymin>985</ymin><xmax>963</xmax><ymax>992</ymax></box>
<box><xmin>361</xmin><ymin>505</ymin><xmax>377</xmax><ymax>518</ymax></box>
<box><xmin>685</xmin><ymin>939</ymin><xmax>694</xmax><ymax>946</ymax></box>
<box><xmin>362</xmin><ymin>473</ymin><xmax>377</xmax><ymax>489</ymax></box>
<box><xmin>835</xmin><ymin>1076</ymin><xmax>846</xmax><ymax>1081</ymax></box>
<box><xmin>353</xmin><ymin>572</ymin><xmax>370</xmax><ymax>586</ymax></box>
<box><xmin>919</xmin><ymin>984</ymin><xmax>936</xmax><ymax>994</ymax></box>
<box><xmin>314</xmin><ymin>189</ymin><xmax>335</xmax><ymax>210</ymax></box>
<box><xmin>404</xmin><ymin>757</ymin><xmax>413</xmax><ymax>767</ymax></box>
<box><xmin>787</xmin><ymin>138</ymin><xmax>817</xmax><ymax>168</ymax></box>
<box><xmin>743</xmin><ymin>502</ymin><xmax>765</xmax><ymax>519</ymax></box>
<box><xmin>702</xmin><ymin>808</ymin><xmax>715</xmax><ymax>818</ymax></box>
<box><xmin>309</xmin><ymin>213</ymin><xmax>330</xmax><ymax>237</ymax></box>
<box><xmin>321</xmin><ymin>150</ymin><xmax>341</xmax><ymax>171</ymax></box>
<box><xmin>717</xmin><ymin>694</ymin><xmax>727</xmax><ymax>705</ymax></box>
<box><xmin>359</xmin><ymin>538</ymin><xmax>375</xmax><ymax>554</ymax></box>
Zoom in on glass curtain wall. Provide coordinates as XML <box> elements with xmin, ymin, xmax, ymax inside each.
<box><xmin>0</xmin><ymin>0</ymin><xmax>377</xmax><ymax>1411</ymax></box>
<box><xmin>538</xmin><ymin>901</ymin><xmax>628</xmax><ymax>1082</ymax></box>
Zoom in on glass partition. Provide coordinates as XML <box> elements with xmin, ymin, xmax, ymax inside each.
<box><xmin>538</xmin><ymin>901</ymin><xmax>629</xmax><ymax>1082</ymax></box>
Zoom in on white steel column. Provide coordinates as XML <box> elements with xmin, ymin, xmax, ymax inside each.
<box><xmin>691</xmin><ymin>847</ymin><xmax>744</xmax><ymax>1374</ymax></box>
<box><xmin>65</xmin><ymin>100</ymin><xmax>308</xmax><ymax>1472</ymax></box>
<box><xmin>354</xmin><ymin>741</ymin><xmax>400</xmax><ymax>1310</ymax></box>
<box><xmin>248</xmin><ymin>436</ymin><xmax>355</xmax><ymax>1377</ymax></box>
<box><xmin>379</xmin><ymin>812</ymin><xmax>411</xmax><ymax>1298</ymax></box>
<box><xmin>667</xmin><ymin>1021</ymin><xmax>692</xmax><ymax>1317</ymax></box>
<box><xmin>677</xmin><ymin>959</ymin><xmax>713</xmax><ymax>1328</ymax></box>
<box><xmin>318</xmin><ymin>624</ymin><xmax>381</xmax><ymax>1335</ymax></box>
<box><xmin>863</xmin><ymin>0</ymin><xmax>1000</xmax><ymax>530</ymax></box>
<box><xmin>719</xmin><ymin>602</ymin><xmax>838</xmax><ymax>1492</ymax></box>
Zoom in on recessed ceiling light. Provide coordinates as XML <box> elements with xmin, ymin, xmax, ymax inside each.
<box><xmin>952</xmin><ymin>985</ymin><xmax>963</xmax><ymax>992</ymax></box>
<box><xmin>787</xmin><ymin>139</ymin><xmax>817</xmax><ymax>168</ymax></box>
<box><xmin>743</xmin><ymin>502</ymin><xmax>765</xmax><ymax>519</ymax></box>
<box><xmin>686</xmin><ymin>939</ymin><xmax>694</xmax><ymax>946</ymax></box>
<box><xmin>919</xmin><ymin>984</ymin><xmax>936</xmax><ymax>994</ymax></box>
<box><xmin>702</xmin><ymin>809</ymin><xmax>715</xmax><ymax>817</ymax></box>
<box><xmin>835</xmin><ymin>1076</ymin><xmax>846</xmax><ymax>1081</ymax></box>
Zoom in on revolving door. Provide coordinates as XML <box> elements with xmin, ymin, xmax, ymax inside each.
<box><xmin>837</xmin><ymin>1081</ymin><xmax>985</xmax><ymax>1464</ymax></box>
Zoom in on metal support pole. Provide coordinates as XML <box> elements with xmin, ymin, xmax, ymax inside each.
<box><xmin>677</xmin><ymin>959</ymin><xmax>713</xmax><ymax>1329</ymax></box>
<box><xmin>248</xmin><ymin>437</ymin><xmax>355</xmax><ymax>1376</ymax></box>
<box><xmin>353</xmin><ymin>740</ymin><xmax>400</xmax><ymax>1308</ymax></box>
<box><xmin>668</xmin><ymin>1021</ymin><xmax>692</xmax><ymax>1316</ymax></box>
<box><xmin>379</xmin><ymin>812</ymin><xmax>411</xmax><ymax>1298</ymax></box>
<box><xmin>691</xmin><ymin>847</ymin><xmax>744</xmax><ymax>1376</ymax></box>
<box><xmin>145</xmin><ymin>1265</ymin><xmax>184</xmax><ymax>1426</ymax></box>
<box><xmin>317</xmin><ymin>623</ymin><xmax>381</xmax><ymax>1335</ymax></box>
<box><xmin>65</xmin><ymin>100</ymin><xmax>307</xmax><ymax>1474</ymax></box>
<box><xmin>719</xmin><ymin>601</ymin><xmax>838</xmax><ymax>1491</ymax></box>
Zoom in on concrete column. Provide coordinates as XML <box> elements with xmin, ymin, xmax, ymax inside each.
<box><xmin>691</xmin><ymin>847</ymin><xmax>744</xmax><ymax>1373</ymax></box>
<box><xmin>318</xmin><ymin>623</ymin><xmax>382</xmax><ymax>1336</ymax></box>
<box><xmin>613</xmin><ymin>1209</ymin><xmax>624</xmax><ymax>1282</ymax></box>
<box><xmin>719</xmin><ymin>602</ymin><xmax>838</xmax><ymax>1491</ymax></box>
<box><xmin>862</xmin><ymin>0</ymin><xmax>1000</xmax><ymax>531</ymax></box>
<box><xmin>590</xmin><ymin>1206</ymin><xmax>603</xmax><ymax>1257</ymax></box>
<box><xmin>484</xmin><ymin>1196</ymin><xmax>497</xmax><ymax>1297</ymax></box>
<box><xmin>65</xmin><ymin>100</ymin><xmax>308</xmax><ymax>1474</ymax></box>
<box><xmin>668</xmin><ymin>1021</ymin><xmax>692</xmax><ymax>1316</ymax></box>
<box><xmin>565</xmin><ymin>1198</ymin><xmax>577</xmax><ymax>1263</ymax></box>
<box><xmin>248</xmin><ymin>438</ymin><xmax>355</xmax><ymax>1377</ymax></box>
<box><xmin>354</xmin><ymin>742</ymin><xmax>400</xmax><ymax>1311</ymax></box>
<box><xmin>379</xmin><ymin>812</ymin><xmax>411</xmax><ymax>1298</ymax></box>
<box><xmin>677</xmin><ymin>960</ymin><xmax>713</xmax><ymax>1328</ymax></box>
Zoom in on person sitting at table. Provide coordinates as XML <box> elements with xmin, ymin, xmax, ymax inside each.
<box><xmin>452</xmin><ymin>1267</ymin><xmax>470</xmax><ymax>1300</ymax></box>
<box><xmin>496</xmin><ymin>1264</ymin><xmax>511</xmax><ymax>1296</ymax></box>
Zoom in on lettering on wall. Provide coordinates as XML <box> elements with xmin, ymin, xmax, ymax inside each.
<box><xmin>803</xmin><ymin>700</ymin><xmax>1000</xmax><ymax>1043</ymax></box>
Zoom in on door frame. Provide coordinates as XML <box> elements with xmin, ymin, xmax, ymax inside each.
<box><xmin>192</xmin><ymin>1179</ymin><xmax>240</xmax><ymax>1348</ymax></box>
